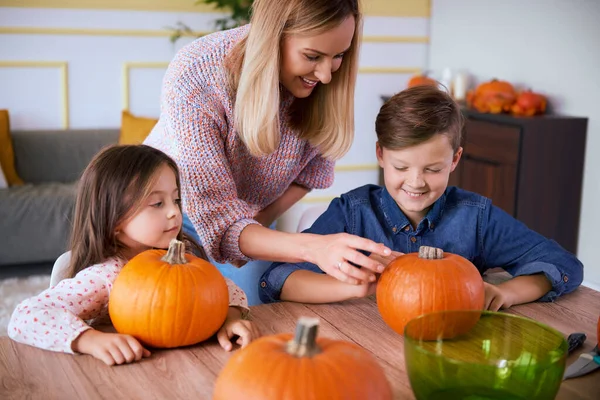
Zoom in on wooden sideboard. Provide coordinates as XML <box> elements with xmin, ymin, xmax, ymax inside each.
<box><xmin>451</xmin><ymin>110</ymin><xmax>587</xmax><ymax>254</ymax></box>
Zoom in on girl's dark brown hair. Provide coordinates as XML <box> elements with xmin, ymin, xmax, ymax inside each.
<box><xmin>66</xmin><ymin>144</ymin><xmax>207</xmax><ymax>278</ymax></box>
<box><xmin>375</xmin><ymin>85</ymin><xmax>464</xmax><ymax>152</ymax></box>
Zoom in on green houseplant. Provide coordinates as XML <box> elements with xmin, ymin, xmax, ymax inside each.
<box><xmin>170</xmin><ymin>0</ymin><xmax>254</xmax><ymax>43</ymax></box>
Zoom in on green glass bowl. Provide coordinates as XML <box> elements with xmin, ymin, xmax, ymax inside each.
<box><xmin>404</xmin><ymin>310</ymin><xmax>568</xmax><ymax>400</ymax></box>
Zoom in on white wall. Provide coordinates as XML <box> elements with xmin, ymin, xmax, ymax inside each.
<box><xmin>428</xmin><ymin>0</ymin><xmax>600</xmax><ymax>289</ymax></box>
<box><xmin>0</xmin><ymin>5</ymin><xmax>430</xmax><ymax>233</ymax></box>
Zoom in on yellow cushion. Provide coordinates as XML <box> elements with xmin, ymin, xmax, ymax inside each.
<box><xmin>119</xmin><ymin>110</ymin><xmax>158</xmax><ymax>145</ymax></box>
<box><xmin>0</xmin><ymin>110</ymin><xmax>24</xmax><ymax>186</ymax></box>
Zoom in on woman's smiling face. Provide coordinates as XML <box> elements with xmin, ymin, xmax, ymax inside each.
<box><xmin>279</xmin><ymin>16</ymin><xmax>355</xmax><ymax>98</ymax></box>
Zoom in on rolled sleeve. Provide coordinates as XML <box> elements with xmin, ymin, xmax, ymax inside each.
<box><xmin>294</xmin><ymin>154</ymin><xmax>335</xmax><ymax>190</ymax></box>
<box><xmin>221</xmin><ymin>218</ymin><xmax>261</xmax><ymax>262</ymax></box>
<box><xmin>505</xmin><ymin>261</ymin><xmax>573</xmax><ymax>302</ymax></box>
<box><xmin>482</xmin><ymin>204</ymin><xmax>584</xmax><ymax>302</ymax></box>
<box><xmin>259</xmin><ymin>261</ymin><xmax>322</xmax><ymax>303</ymax></box>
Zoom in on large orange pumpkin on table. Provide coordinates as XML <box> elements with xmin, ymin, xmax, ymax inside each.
<box><xmin>377</xmin><ymin>246</ymin><xmax>484</xmax><ymax>339</ymax></box>
<box><xmin>108</xmin><ymin>239</ymin><xmax>229</xmax><ymax>348</ymax></box>
<box><xmin>466</xmin><ymin>79</ymin><xmax>516</xmax><ymax>114</ymax></box>
<box><xmin>213</xmin><ymin>317</ymin><xmax>393</xmax><ymax>400</ymax></box>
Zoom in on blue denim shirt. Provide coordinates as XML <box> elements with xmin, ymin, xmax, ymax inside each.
<box><xmin>259</xmin><ymin>185</ymin><xmax>583</xmax><ymax>303</ymax></box>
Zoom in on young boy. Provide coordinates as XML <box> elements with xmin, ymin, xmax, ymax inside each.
<box><xmin>258</xmin><ymin>85</ymin><xmax>584</xmax><ymax>310</ymax></box>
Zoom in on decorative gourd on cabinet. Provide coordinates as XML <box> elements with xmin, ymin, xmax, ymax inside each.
<box><xmin>108</xmin><ymin>239</ymin><xmax>229</xmax><ymax>348</ymax></box>
<box><xmin>213</xmin><ymin>317</ymin><xmax>393</xmax><ymax>400</ymax></box>
<box><xmin>510</xmin><ymin>90</ymin><xmax>547</xmax><ymax>116</ymax></box>
<box><xmin>407</xmin><ymin>73</ymin><xmax>437</xmax><ymax>88</ymax></box>
<box><xmin>466</xmin><ymin>79</ymin><xmax>516</xmax><ymax>114</ymax></box>
<box><xmin>376</xmin><ymin>246</ymin><xmax>485</xmax><ymax>336</ymax></box>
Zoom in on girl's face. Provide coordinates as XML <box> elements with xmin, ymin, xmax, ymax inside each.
<box><xmin>377</xmin><ymin>134</ymin><xmax>462</xmax><ymax>228</ymax></box>
<box><xmin>117</xmin><ymin>164</ymin><xmax>182</xmax><ymax>259</ymax></box>
<box><xmin>279</xmin><ymin>16</ymin><xmax>355</xmax><ymax>98</ymax></box>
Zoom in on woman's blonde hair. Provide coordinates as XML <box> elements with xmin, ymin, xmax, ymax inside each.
<box><xmin>226</xmin><ymin>0</ymin><xmax>362</xmax><ymax>160</ymax></box>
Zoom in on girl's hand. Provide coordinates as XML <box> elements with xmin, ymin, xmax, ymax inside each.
<box><xmin>483</xmin><ymin>282</ymin><xmax>515</xmax><ymax>311</ymax></box>
<box><xmin>307</xmin><ymin>233</ymin><xmax>392</xmax><ymax>285</ymax></box>
<box><xmin>216</xmin><ymin>308</ymin><xmax>261</xmax><ymax>351</ymax></box>
<box><xmin>72</xmin><ymin>329</ymin><xmax>151</xmax><ymax>366</ymax></box>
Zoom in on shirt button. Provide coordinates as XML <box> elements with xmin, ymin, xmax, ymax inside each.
<box><xmin>410</xmin><ymin>237</ymin><xmax>417</xmax><ymax>243</ymax></box>
<box><xmin>260</xmin><ymin>281</ymin><xmax>267</xmax><ymax>288</ymax></box>
<box><xmin>430</xmin><ymin>223</ymin><xmax>435</xmax><ymax>229</ymax></box>
<box><xmin>392</xmin><ymin>227</ymin><xmax>397</xmax><ymax>233</ymax></box>
<box><xmin>404</xmin><ymin>226</ymin><xmax>410</xmax><ymax>231</ymax></box>
<box><xmin>563</xmin><ymin>275</ymin><xmax>569</xmax><ymax>283</ymax></box>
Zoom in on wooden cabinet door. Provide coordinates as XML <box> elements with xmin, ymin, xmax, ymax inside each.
<box><xmin>455</xmin><ymin>120</ymin><xmax>521</xmax><ymax>216</ymax></box>
<box><xmin>458</xmin><ymin>156</ymin><xmax>518</xmax><ymax>215</ymax></box>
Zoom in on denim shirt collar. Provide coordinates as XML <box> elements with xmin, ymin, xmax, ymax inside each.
<box><xmin>379</xmin><ymin>187</ymin><xmax>447</xmax><ymax>234</ymax></box>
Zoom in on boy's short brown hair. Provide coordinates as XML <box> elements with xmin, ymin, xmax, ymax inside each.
<box><xmin>375</xmin><ymin>85</ymin><xmax>464</xmax><ymax>152</ymax></box>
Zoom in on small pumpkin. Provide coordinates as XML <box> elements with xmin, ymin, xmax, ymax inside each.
<box><xmin>108</xmin><ymin>239</ymin><xmax>229</xmax><ymax>348</ymax></box>
<box><xmin>376</xmin><ymin>246</ymin><xmax>485</xmax><ymax>337</ymax></box>
<box><xmin>466</xmin><ymin>79</ymin><xmax>516</xmax><ymax>114</ymax></box>
<box><xmin>510</xmin><ymin>90</ymin><xmax>547</xmax><ymax>116</ymax></box>
<box><xmin>213</xmin><ymin>317</ymin><xmax>393</xmax><ymax>400</ymax></box>
<box><xmin>407</xmin><ymin>73</ymin><xmax>437</xmax><ymax>88</ymax></box>
<box><xmin>597</xmin><ymin>315</ymin><xmax>599</xmax><ymax>347</ymax></box>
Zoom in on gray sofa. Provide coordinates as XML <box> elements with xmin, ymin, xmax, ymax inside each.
<box><xmin>0</xmin><ymin>129</ymin><xmax>119</xmax><ymax>266</ymax></box>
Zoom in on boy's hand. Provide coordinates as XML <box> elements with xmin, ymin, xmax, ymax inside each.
<box><xmin>72</xmin><ymin>329</ymin><xmax>151</xmax><ymax>366</ymax></box>
<box><xmin>483</xmin><ymin>282</ymin><xmax>515</xmax><ymax>311</ymax></box>
<box><xmin>216</xmin><ymin>308</ymin><xmax>260</xmax><ymax>351</ymax></box>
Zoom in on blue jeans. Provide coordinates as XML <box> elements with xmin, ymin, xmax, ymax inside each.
<box><xmin>182</xmin><ymin>213</ymin><xmax>272</xmax><ymax>306</ymax></box>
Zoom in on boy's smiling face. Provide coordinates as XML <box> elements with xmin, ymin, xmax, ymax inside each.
<box><xmin>376</xmin><ymin>134</ymin><xmax>462</xmax><ymax>227</ymax></box>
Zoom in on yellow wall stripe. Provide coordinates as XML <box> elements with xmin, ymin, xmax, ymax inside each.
<box><xmin>335</xmin><ymin>164</ymin><xmax>379</xmax><ymax>172</ymax></box>
<box><xmin>0</xmin><ymin>0</ymin><xmax>220</xmax><ymax>13</ymax></box>
<box><xmin>300</xmin><ymin>196</ymin><xmax>336</xmax><ymax>204</ymax></box>
<box><xmin>0</xmin><ymin>0</ymin><xmax>430</xmax><ymax>17</ymax></box>
<box><xmin>0</xmin><ymin>60</ymin><xmax>69</xmax><ymax>129</ymax></box>
<box><xmin>0</xmin><ymin>27</ymin><xmax>428</xmax><ymax>44</ymax></box>
<box><xmin>0</xmin><ymin>27</ymin><xmax>210</xmax><ymax>38</ymax></box>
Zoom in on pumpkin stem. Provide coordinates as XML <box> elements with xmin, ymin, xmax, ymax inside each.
<box><xmin>418</xmin><ymin>246</ymin><xmax>444</xmax><ymax>259</ymax></box>
<box><xmin>161</xmin><ymin>239</ymin><xmax>187</xmax><ymax>265</ymax></box>
<box><xmin>286</xmin><ymin>317</ymin><xmax>321</xmax><ymax>357</ymax></box>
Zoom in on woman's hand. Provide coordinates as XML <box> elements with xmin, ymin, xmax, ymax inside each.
<box><xmin>216</xmin><ymin>307</ymin><xmax>261</xmax><ymax>351</ymax></box>
<box><xmin>71</xmin><ymin>329</ymin><xmax>151</xmax><ymax>366</ymax></box>
<box><xmin>350</xmin><ymin>251</ymin><xmax>404</xmax><ymax>298</ymax></box>
<box><xmin>306</xmin><ymin>233</ymin><xmax>392</xmax><ymax>285</ymax></box>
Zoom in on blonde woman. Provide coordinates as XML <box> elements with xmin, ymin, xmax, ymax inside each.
<box><xmin>145</xmin><ymin>0</ymin><xmax>391</xmax><ymax>304</ymax></box>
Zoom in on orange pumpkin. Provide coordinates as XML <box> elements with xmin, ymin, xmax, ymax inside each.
<box><xmin>511</xmin><ymin>90</ymin><xmax>547</xmax><ymax>116</ymax></box>
<box><xmin>466</xmin><ymin>79</ymin><xmax>516</xmax><ymax>114</ymax></box>
<box><xmin>213</xmin><ymin>317</ymin><xmax>393</xmax><ymax>400</ymax></box>
<box><xmin>108</xmin><ymin>239</ymin><xmax>229</xmax><ymax>348</ymax></box>
<box><xmin>407</xmin><ymin>73</ymin><xmax>437</xmax><ymax>88</ymax></box>
<box><xmin>376</xmin><ymin>246</ymin><xmax>485</xmax><ymax>336</ymax></box>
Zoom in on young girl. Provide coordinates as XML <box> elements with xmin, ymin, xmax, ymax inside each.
<box><xmin>8</xmin><ymin>145</ymin><xmax>260</xmax><ymax>366</ymax></box>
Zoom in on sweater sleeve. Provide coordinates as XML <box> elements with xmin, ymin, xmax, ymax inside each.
<box><xmin>161</xmin><ymin>70</ymin><xmax>259</xmax><ymax>264</ymax></box>
<box><xmin>294</xmin><ymin>154</ymin><xmax>335</xmax><ymax>190</ymax></box>
<box><xmin>7</xmin><ymin>260</ymin><xmax>122</xmax><ymax>354</ymax></box>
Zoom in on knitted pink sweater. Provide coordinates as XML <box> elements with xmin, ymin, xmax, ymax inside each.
<box><xmin>145</xmin><ymin>25</ymin><xmax>335</xmax><ymax>263</ymax></box>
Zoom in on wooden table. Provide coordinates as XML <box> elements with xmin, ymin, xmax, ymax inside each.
<box><xmin>1</xmin><ymin>286</ymin><xmax>599</xmax><ymax>399</ymax></box>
